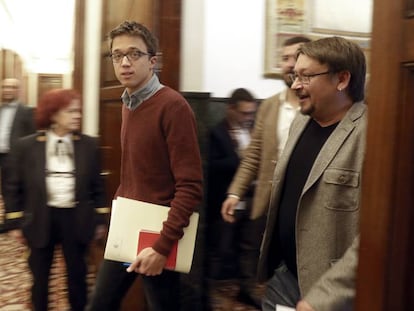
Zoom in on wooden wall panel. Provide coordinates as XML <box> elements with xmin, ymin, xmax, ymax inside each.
<box><xmin>37</xmin><ymin>74</ymin><xmax>63</xmax><ymax>103</ymax></box>
<box><xmin>355</xmin><ymin>0</ymin><xmax>414</xmax><ymax>309</ymax></box>
<box><xmin>73</xmin><ymin>0</ymin><xmax>85</xmax><ymax>95</ymax></box>
<box><xmin>0</xmin><ymin>49</ymin><xmax>27</xmax><ymax>103</ymax></box>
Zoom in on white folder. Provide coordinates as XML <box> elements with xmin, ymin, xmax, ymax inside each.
<box><xmin>104</xmin><ymin>196</ymin><xmax>199</xmax><ymax>273</ymax></box>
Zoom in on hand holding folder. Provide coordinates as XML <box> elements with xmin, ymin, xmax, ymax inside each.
<box><xmin>104</xmin><ymin>197</ymin><xmax>199</xmax><ymax>273</ymax></box>
<box><xmin>137</xmin><ymin>230</ymin><xmax>178</xmax><ymax>270</ymax></box>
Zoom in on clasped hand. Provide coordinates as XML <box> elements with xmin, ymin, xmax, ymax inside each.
<box><xmin>126</xmin><ymin>247</ymin><xmax>167</xmax><ymax>276</ymax></box>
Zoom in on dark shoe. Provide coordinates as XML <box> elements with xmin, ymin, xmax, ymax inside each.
<box><xmin>236</xmin><ymin>290</ymin><xmax>262</xmax><ymax>309</ymax></box>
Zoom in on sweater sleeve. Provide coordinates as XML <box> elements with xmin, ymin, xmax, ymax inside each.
<box><xmin>152</xmin><ymin>93</ymin><xmax>203</xmax><ymax>256</ymax></box>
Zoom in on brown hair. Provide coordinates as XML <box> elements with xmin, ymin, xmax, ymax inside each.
<box><xmin>108</xmin><ymin>21</ymin><xmax>158</xmax><ymax>56</ymax></box>
<box><xmin>297</xmin><ymin>36</ymin><xmax>366</xmax><ymax>102</ymax></box>
<box><xmin>283</xmin><ymin>36</ymin><xmax>311</xmax><ymax>47</ymax></box>
<box><xmin>36</xmin><ymin>89</ymin><xmax>81</xmax><ymax>129</ymax></box>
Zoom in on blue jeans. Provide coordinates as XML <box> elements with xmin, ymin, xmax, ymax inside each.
<box><xmin>262</xmin><ymin>263</ymin><xmax>300</xmax><ymax>311</ymax></box>
<box><xmin>87</xmin><ymin>259</ymin><xmax>180</xmax><ymax>311</ymax></box>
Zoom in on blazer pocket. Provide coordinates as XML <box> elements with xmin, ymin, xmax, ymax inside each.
<box><xmin>323</xmin><ymin>168</ymin><xmax>360</xmax><ymax>211</ymax></box>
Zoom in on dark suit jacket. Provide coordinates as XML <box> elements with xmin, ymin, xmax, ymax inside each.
<box><xmin>207</xmin><ymin>120</ymin><xmax>255</xmax><ymax>223</ymax></box>
<box><xmin>207</xmin><ymin>120</ymin><xmax>240</xmax><ymax>223</ymax></box>
<box><xmin>5</xmin><ymin>131</ymin><xmax>107</xmax><ymax>248</ymax></box>
<box><xmin>9</xmin><ymin>104</ymin><xmax>36</xmax><ymax>151</ymax></box>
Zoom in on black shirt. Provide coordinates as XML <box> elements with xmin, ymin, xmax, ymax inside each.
<box><xmin>276</xmin><ymin>118</ymin><xmax>338</xmax><ymax>277</ymax></box>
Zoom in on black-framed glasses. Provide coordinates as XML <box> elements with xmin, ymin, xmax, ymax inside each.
<box><xmin>288</xmin><ymin>71</ymin><xmax>331</xmax><ymax>85</ymax></box>
<box><xmin>109</xmin><ymin>49</ymin><xmax>151</xmax><ymax>63</ymax></box>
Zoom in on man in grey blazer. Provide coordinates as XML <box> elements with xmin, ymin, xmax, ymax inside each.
<box><xmin>258</xmin><ymin>37</ymin><xmax>367</xmax><ymax>311</ymax></box>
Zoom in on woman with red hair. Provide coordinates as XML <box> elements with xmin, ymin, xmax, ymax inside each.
<box><xmin>5</xmin><ymin>88</ymin><xmax>108</xmax><ymax>311</ymax></box>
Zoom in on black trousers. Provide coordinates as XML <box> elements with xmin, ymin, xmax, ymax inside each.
<box><xmin>207</xmin><ymin>210</ymin><xmax>266</xmax><ymax>289</ymax></box>
<box><xmin>0</xmin><ymin>153</ymin><xmax>9</xmax><ymax>199</ymax></box>
<box><xmin>87</xmin><ymin>259</ymin><xmax>180</xmax><ymax>311</ymax></box>
<box><xmin>28</xmin><ymin>207</ymin><xmax>88</xmax><ymax>311</ymax></box>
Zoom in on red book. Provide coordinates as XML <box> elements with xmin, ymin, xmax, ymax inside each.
<box><xmin>137</xmin><ymin>230</ymin><xmax>178</xmax><ymax>270</ymax></box>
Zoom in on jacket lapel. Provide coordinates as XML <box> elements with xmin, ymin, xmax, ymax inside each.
<box><xmin>34</xmin><ymin>133</ymin><xmax>47</xmax><ymax>184</ymax></box>
<box><xmin>72</xmin><ymin>134</ymin><xmax>82</xmax><ymax>196</ymax></box>
<box><xmin>302</xmin><ymin>102</ymin><xmax>366</xmax><ymax>194</ymax></box>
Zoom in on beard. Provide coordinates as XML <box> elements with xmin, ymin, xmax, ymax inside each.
<box><xmin>283</xmin><ymin>72</ymin><xmax>293</xmax><ymax>88</ymax></box>
<box><xmin>299</xmin><ymin>101</ymin><xmax>315</xmax><ymax>116</ymax></box>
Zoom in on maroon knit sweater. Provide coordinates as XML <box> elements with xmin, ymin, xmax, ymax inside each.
<box><xmin>115</xmin><ymin>86</ymin><xmax>203</xmax><ymax>257</ymax></box>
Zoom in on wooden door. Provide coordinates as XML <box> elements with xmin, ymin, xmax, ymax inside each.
<box><xmin>356</xmin><ymin>0</ymin><xmax>414</xmax><ymax>310</ymax></box>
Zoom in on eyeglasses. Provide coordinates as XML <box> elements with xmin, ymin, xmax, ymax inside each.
<box><xmin>288</xmin><ymin>71</ymin><xmax>331</xmax><ymax>85</ymax></box>
<box><xmin>109</xmin><ymin>49</ymin><xmax>151</xmax><ymax>63</ymax></box>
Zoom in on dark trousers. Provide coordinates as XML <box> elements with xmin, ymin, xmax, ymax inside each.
<box><xmin>0</xmin><ymin>153</ymin><xmax>9</xmax><ymax>199</ymax></box>
<box><xmin>87</xmin><ymin>259</ymin><xmax>181</xmax><ymax>311</ymax></box>
<box><xmin>207</xmin><ymin>211</ymin><xmax>266</xmax><ymax>291</ymax></box>
<box><xmin>29</xmin><ymin>207</ymin><xmax>88</xmax><ymax>311</ymax></box>
<box><xmin>262</xmin><ymin>263</ymin><xmax>301</xmax><ymax>311</ymax></box>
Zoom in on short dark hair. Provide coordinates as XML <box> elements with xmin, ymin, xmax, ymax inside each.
<box><xmin>283</xmin><ymin>36</ymin><xmax>311</xmax><ymax>47</ymax></box>
<box><xmin>297</xmin><ymin>36</ymin><xmax>366</xmax><ymax>102</ymax></box>
<box><xmin>228</xmin><ymin>88</ymin><xmax>256</xmax><ymax>106</ymax></box>
<box><xmin>108</xmin><ymin>21</ymin><xmax>158</xmax><ymax>56</ymax></box>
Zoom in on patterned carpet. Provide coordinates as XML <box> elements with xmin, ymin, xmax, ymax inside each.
<box><xmin>0</xmin><ymin>233</ymin><xmax>100</xmax><ymax>311</ymax></box>
<box><xmin>0</xmin><ymin>196</ymin><xmax>98</xmax><ymax>311</ymax></box>
<box><xmin>0</xmin><ymin>201</ymin><xmax>264</xmax><ymax>310</ymax></box>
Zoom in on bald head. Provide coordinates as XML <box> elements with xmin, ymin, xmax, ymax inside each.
<box><xmin>2</xmin><ymin>78</ymin><xmax>21</xmax><ymax>104</ymax></box>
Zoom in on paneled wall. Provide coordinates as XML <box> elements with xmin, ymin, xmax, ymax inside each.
<box><xmin>0</xmin><ymin>49</ymin><xmax>26</xmax><ymax>102</ymax></box>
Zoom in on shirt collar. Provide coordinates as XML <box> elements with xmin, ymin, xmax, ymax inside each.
<box><xmin>1</xmin><ymin>101</ymin><xmax>18</xmax><ymax>108</ymax></box>
<box><xmin>47</xmin><ymin>130</ymin><xmax>73</xmax><ymax>145</ymax></box>
<box><xmin>279</xmin><ymin>88</ymin><xmax>299</xmax><ymax>111</ymax></box>
<box><xmin>121</xmin><ymin>74</ymin><xmax>163</xmax><ymax>110</ymax></box>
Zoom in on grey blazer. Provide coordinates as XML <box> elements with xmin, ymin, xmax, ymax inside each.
<box><xmin>257</xmin><ymin>102</ymin><xmax>367</xmax><ymax>309</ymax></box>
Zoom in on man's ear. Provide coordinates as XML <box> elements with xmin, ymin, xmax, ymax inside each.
<box><xmin>337</xmin><ymin>70</ymin><xmax>351</xmax><ymax>91</ymax></box>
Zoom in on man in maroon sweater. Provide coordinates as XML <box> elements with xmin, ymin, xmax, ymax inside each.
<box><xmin>88</xmin><ymin>21</ymin><xmax>203</xmax><ymax>311</ymax></box>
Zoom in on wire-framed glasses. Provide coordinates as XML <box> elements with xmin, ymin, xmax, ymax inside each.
<box><xmin>109</xmin><ymin>49</ymin><xmax>151</xmax><ymax>63</ymax></box>
<box><xmin>288</xmin><ymin>71</ymin><xmax>331</xmax><ymax>85</ymax></box>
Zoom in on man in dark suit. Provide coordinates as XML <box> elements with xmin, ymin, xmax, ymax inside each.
<box><xmin>0</xmin><ymin>78</ymin><xmax>35</xmax><ymax>231</ymax></box>
<box><xmin>206</xmin><ymin>88</ymin><xmax>260</xmax><ymax>308</ymax></box>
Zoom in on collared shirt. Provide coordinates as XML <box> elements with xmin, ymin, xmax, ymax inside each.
<box><xmin>45</xmin><ymin>131</ymin><xmax>76</xmax><ymax>208</ymax></box>
<box><xmin>229</xmin><ymin>125</ymin><xmax>251</xmax><ymax>157</ymax></box>
<box><xmin>276</xmin><ymin>89</ymin><xmax>299</xmax><ymax>160</ymax></box>
<box><xmin>0</xmin><ymin>101</ymin><xmax>18</xmax><ymax>153</ymax></box>
<box><xmin>121</xmin><ymin>74</ymin><xmax>164</xmax><ymax>110</ymax></box>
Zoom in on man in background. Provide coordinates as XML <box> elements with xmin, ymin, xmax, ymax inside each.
<box><xmin>0</xmin><ymin>78</ymin><xmax>35</xmax><ymax>229</ymax></box>
<box><xmin>206</xmin><ymin>88</ymin><xmax>258</xmax><ymax>307</ymax></box>
<box><xmin>220</xmin><ymin>36</ymin><xmax>311</xmax><ymax>306</ymax></box>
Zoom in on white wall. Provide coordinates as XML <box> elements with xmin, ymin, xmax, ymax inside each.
<box><xmin>181</xmin><ymin>0</ymin><xmax>285</xmax><ymax>99</ymax></box>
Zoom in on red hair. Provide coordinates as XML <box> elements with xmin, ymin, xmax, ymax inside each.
<box><xmin>36</xmin><ymin>89</ymin><xmax>81</xmax><ymax>129</ymax></box>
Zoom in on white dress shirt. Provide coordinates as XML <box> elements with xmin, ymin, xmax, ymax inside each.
<box><xmin>0</xmin><ymin>102</ymin><xmax>18</xmax><ymax>153</ymax></box>
<box><xmin>276</xmin><ymin>90</ymin><xmax>299</xmax><ymax>160</ymax></box>
<box><xmin>45</xmin><ymin>131</ymin><xmax>76</xmax><ymax>208</ymax></box>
